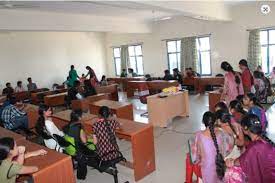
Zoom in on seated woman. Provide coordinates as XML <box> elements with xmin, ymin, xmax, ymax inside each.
<box><xmin>190</xmin><ymin>111</ymin><xmax>229</xmax><ymax>183</ymax></box>
<box><xmin>100</xmin><ymin>75</ymin><xmax>108</xmax><ymax>86</ymax></box>
<box><xmin>253</xmin><ymin>71</ymin><xmax>266</xmax><ymax>102</ymax></box>
<box><xmin>215</xmin><ymin>110</ymin><xmax>244</xmax><ymax>156</ymax></box>
<box><xmin>35</xmin><ymin>105</ymin><xmax>64</xmax><ymax>152</ymax></box>
<box><xmin>83</xmin><ymin>79</ymin><xmax>97</xmax><ymax>97</ymax></box>
<box><xmin>63</xmin><ymin>109</ymin><xmax>96</xmax><ymax>180</ymax></box>
<box><xmin>92</xmin><ymin>106</ymin><xmax>121</xmax><ymax>162</ymax></box>
<box><xmin>242</xmin><ymin>93</ymin><xmax>268</xmax><ymax>131</ymax></box>
<box><xmin>226</xmin><ymin>114</ymin><xmax>275</xmax><ymax>183</ymax></box>
<box><xmin>0</xmin><ymin>137</ymin><xmax>47</xmax><ymax>183</ymax></box>
<box><xmin>229</xmin><ymin>100</ymin><xmax>247</xmax><ymax>124</ymax></box>
<box><xmin>67</xmin><ymin>80</ymin><xmax>84</xmax><ymax>103</ymax></box>
<box><xmin>215</xmin><ymin>101</ymin><xmax>229</xmax><ymax>113</ymax></box>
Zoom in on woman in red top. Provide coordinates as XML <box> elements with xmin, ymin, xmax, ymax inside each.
<box><xmin>239</xmin><ymin>59</ymin><xmax>254</xmax><ymax>94</ymax></box>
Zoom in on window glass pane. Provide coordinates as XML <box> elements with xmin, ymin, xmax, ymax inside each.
<box><xmin>200</xmin><ymin>51</ymin><xmax>211</xmax><ymax>75</ymax></box>
<box><xmin>115</xmin><ymin>58</ymin><xmax>121</xmax><ymax>75</ymax></box>
<box><xmin>196</xmin><ymin>39</ymin><xmax>199</xmax><ymax>49</ymax></box>
<box><xmin>135</xmin><ymin>45</ymin><xmax>142</xmax><ymax>56</ymax></box>
<box><xmin>176</xmin><ymin>40</ymin><xmax>181</xmax><ymax>52</ymax></box>
<box><xmin>113</xmin><ymin>48</ymin><xmax>120</xmax><ymax>58</ymax></box>
<box><xmin>198</xmin><ymin>37</ymin><xmax>210</xmax><ymax>51</ymax></box>
<box><xmin>260</xmin><ymin>31</ymin><xmax>268</xmax><ymax>45</ymax></box>
<box><xmin>177</xmin><ymin>53</ymin><xmax>181</xmax><ymax>70</ymax></box>
<box><xmin>269</xmin><ymin>45</ymin><xmax>275</xmax><ymax>73</ymax></box>
<box><xmin>129</xmin><ymin>56</ymin><xmax>137</xmax><ymax>73</ymax></box>
<box><xmin>269</xmin><ymin>30</ymin><xmax>275</xmax><ymax>44</ymax></box>
<box><xmin>136</xmin><ymin>56</ymin><xmax>144</xmax><ymax>75</ymax></box>
<box><xmin>128</xmin><ymin>46</ymin><xmax>135</xmax><ymax>56</ymax></box>
<box><xmin>167</xmin><ymin>41</ymin><xmax>177</xmax><ymax>53</ymax></box>
<box><xmin>261</xmin><ymin>46</ymin><xmax>268</xmax><ymax>73</ymax></box>
<box><xmin>169</xmin><ymin>53</ymin><xmax>178</xmax><ymax>73</ymax></box>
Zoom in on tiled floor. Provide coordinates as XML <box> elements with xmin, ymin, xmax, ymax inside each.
<box><xmin>78</xmin><ymin>92</ymin><xmax>275</xmax><ymax>183</ymax></box>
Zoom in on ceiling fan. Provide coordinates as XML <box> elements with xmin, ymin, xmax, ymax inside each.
<box><xmin>0</xmin><ymin>1</ymin><xmax>38</xmax><ymax>9</ymax></box>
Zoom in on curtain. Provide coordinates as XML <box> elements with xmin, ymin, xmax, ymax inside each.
<box><xmin>180</xmin><ymin>37</ymin><xmax>199</xmax><ymax>73</ymax></box>
<box><xmin>120</xmin><ymin>45</ymin><xmax>128</xmax><ymax>71</ymax></box>
<box><xmin>248</xmin><ymin>29</ymin><xmax>261</xmax><ymax>70</ymax></box>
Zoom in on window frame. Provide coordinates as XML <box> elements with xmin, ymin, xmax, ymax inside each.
<box><xmin>197</xmin><ymin>36</ymin><xmax>212</xmax><ymax>76</ymax></box>
<box><xmin>128</xmin><ymin>44</ymin><xmax>144</xmax><ymax>76</ymax></box>
<box><xmin>166</xmin><ymin>40</ymin><xmax>181</xmax><ymax>73</ymax></box>
<box><xmin>113</xmin><ymin>47</ymin><xmax>121</xmax><ymax>76</ymax></box>
<box><xmin>260</xmin><ymin>29</ymin><xmax>275</xmax><ymax>74</ymax></box>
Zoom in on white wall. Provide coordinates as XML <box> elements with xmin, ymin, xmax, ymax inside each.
<box><xmin>105</xmin><ymin>2</ymin><xmax>275</xmax><ymax>77</ymax></box>
<box><xmin>0</xmin><ymin>31</ymin><xmax>107</xmax><ymax>90</ymax></box>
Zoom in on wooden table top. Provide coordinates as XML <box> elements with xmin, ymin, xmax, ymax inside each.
<box><xmin>0</xmin><ymin>127</ymin><xmax>26</xmax><ymax>141</ymax></box>
<box><xmin>91</xmin><ymin>99</ymin><xmax>132</xmax><ymax>109</ymax></box>
<box><xmin>44</xmin><ymin>92</ymin><xmax>67</xmax><ymax>98</ymax></box>
<box><xmin>52</xmin><ymin>109</ymin><xmax>96</xmax><ymax>122</ymax></box>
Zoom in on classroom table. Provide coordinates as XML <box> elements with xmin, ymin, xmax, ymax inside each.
<box><xmin>31</xmin><ymin>88</ymin><xmax>67</xmax><ymax>104</ymax></box>
<box><xmin>13</xmin><ymin>91</ymin><xmax>30</xmax><ymax>102</ymax></box>
<box><xmin>183</xmin><ymin>77</ymin><xmax>224</xmax><ymax>93</ymax></box>
<box><xmin>126</xmin><ymin>80</ymin><xmax>179</xmax><ymax>98</ymax></box>
<box><xmin>107</xmin><ymin>77</ymin><xmax>145</xmax><ymax>91</ymax></box>
<box><xmin>23</xmin><ymin>104</ymin><xmax>39</xmax><ymax>129</ymax></box>
<box><xmin>209</xmin><ymin>90</ymin><xmax>222</xmax><ymax>112</ymax></box>
<box><xmin>147</xmin><ymin>91</ymin><xmax>190</xmax><ymax>127</ymax></box>
<box><xmin>17</xmin><ymin>139</ymin><xmax>75</xmax><ymax>183</ymax></box>
<box><xmin>95</xmin><ymin>84</ymin><xmax>119</xmax><ymax>101</ymax></box>
<box><xmin>71</xmin><ymin>93</ymin><xmax>110</xmax><ymax>112</ymax></box>
<box><xmin>0</xmin><ymin>127</ymin><xmax>26</xmax><ymax>141</ymax></box>
<box><xmin>44</xmin><ymin>92</ymin><xmax>67</xmax><ymax>107</ymax></box>
<box><xmin>51</xmin><ymin>110</ymin><xmax>156</xmax><ymax>182</ymax></box>
<box><xmin>89</xmin><ymin>99</ymin><xmax>134</xmax><ymax>120</ymax></box>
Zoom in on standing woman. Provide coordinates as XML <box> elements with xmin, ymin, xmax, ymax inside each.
<box><xmin>226</xmin><ymin>114</ymin><xmax>275</xmax><ymax>183</ymax></box>
<box><xmin>220</xmin><ymin>61</ymin><xmax>244</xmax><ymax>105</ymax></box>
<box><xmin>68</xmin><ymin>65</ymin><xmax>79</xmax><ymax>88</ymax></box>
<box><xmin>85</xmin><ymin>66</ymin><xmax>99</xmax><ymax>87</ymax></box>
<box><xmin>239</xmin><ymin>59</ymin><xmax>254</xmax><ymax>94</ymax></box>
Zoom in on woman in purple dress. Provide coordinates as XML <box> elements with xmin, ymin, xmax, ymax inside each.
<box><xmin>190</xmin><ymin>112</ymin><xmax>228</xmax><ymax>183</ymax></box>
<box><xmin>226</xmin><ymin>114</ymin><xmax>275</xmax><ymax>183</ymax></box>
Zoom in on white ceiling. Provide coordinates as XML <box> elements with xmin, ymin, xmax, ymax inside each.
<box><xmin>0</xmin><ymin>1</ymin><xmax>251</xmax><ymax>32</ymax></box>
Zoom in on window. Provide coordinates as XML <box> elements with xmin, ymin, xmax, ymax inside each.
<box><xmin>197</xmin><ymin>36</ymin><xmax>211</xmax><ymax>75</ymax></box>
<box><xmin>260</xmin><ymin>29</ymin><xmax>275</xmax><ymax>73</ymax></box>
<box><xmin>167</xmin><ymin>40</ymin><xmax>181</xmax><ymax>74</ymax></box>
<box><xmin>128</xmin><ymin>45</ymin><xmax>144</xmax><ymax>75</ymax></box>
<box><xmin>113</xmin><ymin>47</ymin><xmax>121</xmax><ymax>76</ymax></box>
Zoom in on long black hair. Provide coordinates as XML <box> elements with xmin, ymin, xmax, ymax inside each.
<box><xmin>202</xmin><ymin>112</ymin><xmax>226</xmax><ymax>179</ymax></box>
<box><xmin>221</xmin><ymin>61</ymin><xmax>241</xmax><ymax>85</ymax></box>
<box><xmin>0</xmin><ymin>137</ymin><xmax>15</xmax><ymax>165</ymax></box>
<box><xmin>246</xmin><ymin>93</ymin><xmax>263</xmax><ymax>109</ymax></box>
<box><xmin>241</xmin><ymin>114</ymin><xmax>274</xmax><ymax>147</ymax></box>
<box><xmin>229</xmin><ymin>100</ymin><xmax>247</xmax><ymax>115</ymax></box>
<box><xmin>215</xmin><ymin>110</ymin><xmax>238</xmax><ymax>138</ymax></box>
<box><xmin>70</xmin><ymin>109</ymin><xmax>83</xmax><ymax>123</ymax></box>
<box><xmin>35</xmin><ymin>105</ymin><xmax>50</xmax><ymax>135</ymax></box>
<box><xmin>239</xmin><ymin>59</ymin><xmax>254</xmax><ymax>86</ymax></box>
<box><xmin>215</xmin><ymin>102</ymin><xmax>229</xmax><ymax>113</ymax></box>
<box><xmin>98</xmin><ymin>106</ymin><xmax>118</xmax><ymax>149</ymax></box>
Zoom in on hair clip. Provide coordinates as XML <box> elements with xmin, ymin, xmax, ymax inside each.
<box><xmin>254</xmin><ymin>121</ymin><xmax>261</xmax><ymax>125</ymax></box>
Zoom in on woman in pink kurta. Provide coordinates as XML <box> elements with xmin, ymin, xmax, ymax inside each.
<box><xmin>221</xmin><ymin>62</ymin><xmax>244</xmax><ymax>105</ymax></box>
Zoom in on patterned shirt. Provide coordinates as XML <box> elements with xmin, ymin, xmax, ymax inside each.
<box><xmin>92</xmin><ymin>118</ymin><xmax>120</xmax><ymax>161</ymax></box>
<box><xmin>1</xmin><ymin>104</ymin><xmax>26</xmax><ymax>129</ymax></box>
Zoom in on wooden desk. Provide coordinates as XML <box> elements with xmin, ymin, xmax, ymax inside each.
<box><xmin>44</xmin><ymin>92</ymin><xmax>67</xmax><ymax>107</ymax></box>
<box><xmin>31</xmin><ymin>89</ymin><xmax>67</xmax><ymax>105</ymax></box>
<box><xmin>51</xmin><ymin>110</ymin><xmax>156</xmax><ymax>182</ymax></box>
<box><xmin>89</xmin><ymin>100</ymin><xmax>133</xmax><ymax>120</ymax></box>
<box><xmin>13</xmin><ymin>91</ymin><xmax>30</xmax><ymax>102</ymax></box>
<box><xmin>197</xmin><ymin>77</ymin><xmax>224</xmax><ymax>93</ymax></box>
<box><xmin>95</xmin><ymin>84</ymin><xmax>119</xmax><ymax>101</ymax></box>
<box><xmin>71</xmin><ymin>93</ymin><xmax>110</xmax><ymax>112</ymax></box>
<box><xmin>127</xmin><ymin>80</ymin><xmax>179</xmax><ymax>98</ymax></box>
<box><xmin>147</xmin><ymin>91</ymin><xmax>189</xmax><ymax>127</ymax></box>
<box><xmin>23</xmin><ymin>104</ymin><xmax>39</xmax><ymax>129</ymax></box>
<box><xmin>209</xmin><ymin>90</ymin><xmax>222</xmax><ymax>112</ymax></box>
<box><xmin>0</xmin><ymin>127</ymin><xmax>26</xmax><ymax>141</ymax></box>
<box><xmin>107</xmin><ymin>77</ymin><xmax>144</xmax><ymax>91</ymax></box>
<box><xmin>17</xmin><ymin>139</ymin><xmax>75</xmax><ymax>183</ymax></box>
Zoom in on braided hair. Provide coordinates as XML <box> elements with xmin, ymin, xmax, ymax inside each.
<box><xmin>203</xmin><ymin>112</ymin><xmax>226</xmax><ymax>179</ymax></box>
<box><xmin>215</xmin><ymin>110</ymin><xmax>238</xmax><ymax>138</ymax></box>
<box><xmin>221</xmin><ymin>61</ymin><xmax>241</xmax><ymax>85</ymax></box>
<box><xmin>0</xmin><ymin>137</ymin><xmax>14</xmax><ymax>165</ymax></box>
<box><xmin>241</xmin><ymin>114</ymin><xmax>274</xmax><ymax>147</ymax></box>
<box><xmin>246</xmin><ymin>93</ymin><xmax>264</xmax><ymax>109</ymax></box>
